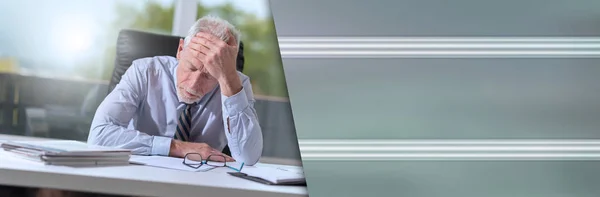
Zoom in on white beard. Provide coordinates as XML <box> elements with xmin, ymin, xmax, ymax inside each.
<box><xmin>176</xmin><ymin>87</ymin><xmax>203</xmax><ymax>104</ymax></box>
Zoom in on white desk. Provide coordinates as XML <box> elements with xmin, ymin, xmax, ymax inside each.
<box><xmin>0</xmin><ymin>134</ymin><xmax>308</xmax><ymax>197</ymax></box>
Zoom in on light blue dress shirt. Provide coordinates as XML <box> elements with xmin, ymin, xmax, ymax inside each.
<box><xmin>87</xmin><ymin>56</ymin><xmax>263</xmax><ymax>165</ymax></box>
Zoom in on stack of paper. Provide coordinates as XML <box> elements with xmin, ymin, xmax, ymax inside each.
<box><xmin>0</xmin><ymin>140</ymin><xmax>132</xmax><ymax>167</ymax></box>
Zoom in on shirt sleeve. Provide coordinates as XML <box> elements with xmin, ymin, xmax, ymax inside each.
<box><xmin>221</xmin><ymin>75</ymin><xmax>264</xmax><ymax>166</ymax></box>
<box><xmin>87</xmin><ymin>62</ymin><xmax>172</xmax><ymax>156</ymax></box>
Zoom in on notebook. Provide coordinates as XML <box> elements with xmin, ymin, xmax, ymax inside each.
<box><xmin>228</xmin><ymin>165</ymin><xmax>306</xmax><ymax>186</ymax></box>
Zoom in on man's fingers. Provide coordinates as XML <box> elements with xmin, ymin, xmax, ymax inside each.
<box><xmin>181</xmin><ymin>47</ymin><xmax>208</xmax><ymax>69</ymax></box>
<box><xmin>207</xmin><ymin>154</ymin><xmax>226</xmax><ymax>162</ymax></box>
<box><xmin>213</xmin><ymin>154</ymin><xmax>234</xmax><ymax>162</ymax></box>
<box><xmin>192</xmin><ymin>35</ymin><xmax>220</xmax><ymax>50</ymax></box>
<box><xmin>210</xmin><ymin>149</ymin><xmax>235</xmax><ymax>162</ymax></box>
<box><xmin>185</xmin><ymin>153</ymin><xmax>203</xmax><ymax>161</ymax></box>
<box><xmin>189</xmin><ymin>49</ymin><xmax>207</xmax><ymax>62</ymax></box>
<box><xmin>181</xmin><ymin>55</ymin><xmax>202</xmax><ymax>69</ymax></box>
<box><xmin>225</xmin><ymin>156</ymin><xmax>235</xmax><ymax>162</ymax></box>
<box><xmin>206</xmin><ymin>154</ymin><xmax>234</xmax><ymax>162</ymax></box>
<box><xmin>186</xmin><ymin>42</ymin><xmax>215</xmax><ymax>67</ymax></box>
<box><xmin>186</xmin><ymin>41</ymin><xmax>211</xmax><ymax>56</ymax></box>
<box><xmin>218</xmin><ymin>152</ymin><xmax>236</xmax><ymax>162</ymax></box>
<box><xmin>195</xmin><ymin>32</ymin><xmax>221</xmax><ymax>44</ymax></box>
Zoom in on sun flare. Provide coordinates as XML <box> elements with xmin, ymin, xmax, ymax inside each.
<box><xmin>51</xmin><ymin>16</ymin><xmax>95</xmax><ymax>57</ymax></box>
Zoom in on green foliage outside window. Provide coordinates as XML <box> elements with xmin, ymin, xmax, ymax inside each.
<box><xmin>76</xmin><ymin>1</ymin><xmax>288</xmax><ymax>98</ymax></box>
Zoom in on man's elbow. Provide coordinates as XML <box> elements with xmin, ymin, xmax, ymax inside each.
<box><xmin>240</xmin><ymin>140</ymin><xmax>263</xmax><ymax>166</ymax></box>
<box><xmin>239</xmin><ymin>151</ymin><xmax>261</xmax><ymax>166</ymax></box>
<box><xmin>87</xmin><ymin>123</ymin><xmax>111</xmax><ymax>146</ymax></box>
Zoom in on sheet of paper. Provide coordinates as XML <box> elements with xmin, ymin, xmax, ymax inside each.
<box><xmin>241</xmin><ymin>165</ymin><xmax>306</xmax><ymax>184</ymax></box>
<box><xmin>129</xmin><ymin>155</ymin><xmax>215</xmax><ymax>172</ymax></box>
<box><xmin>265</xmin><ymin>165</ymin><xmax>304</xmax><ymax>174</ymax></box>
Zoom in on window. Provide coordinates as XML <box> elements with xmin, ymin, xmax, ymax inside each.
<box><xmin>0</xmin><ymin>0</ymin><xmax>297</xmax><ymax>160</ymax></box>
<box><xmin>0</xmin><ymin>0</ymin><xmax>177</xmax><ymax>139</ymax></box>
<box><xmin>0</xmin><ymin>0</ymin><xmax>177</xmax><ymax>81</ymax></box>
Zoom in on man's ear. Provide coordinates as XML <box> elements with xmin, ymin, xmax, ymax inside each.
<box><xmin>176</xmin><ymin>38</ymin><xmax>184</xmax><ymax>59</ymax></box>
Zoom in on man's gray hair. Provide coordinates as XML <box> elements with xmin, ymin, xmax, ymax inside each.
<box><xmin>184</xmin><ymin>15</ymin><xmax>241</xmax><ymax>48</ymax></box>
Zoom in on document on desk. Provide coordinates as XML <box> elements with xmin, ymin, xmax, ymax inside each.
<box><xmin>234</xmin><ymin>165</ymin><xmax>306</xmax><ymax>185</ymax></box>
<box><xmin>1</xmin><ymin>140</ymin><xmax>131</xmax><ymax>156</ymax></box>
<box><xmin>129</xmin><ymin>155</ymin><xmax>215</xmax><ymax>172</ymax></box>
<box><xmin>1</xmin><ymin>140</ymin><xmax>132</xmax><ymax>167</ymax></box>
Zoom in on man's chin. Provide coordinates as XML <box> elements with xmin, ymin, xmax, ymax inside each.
<box><xmin>182</xmin><ymin>97</ymin><xmax>201</xmax><ymax>104</ymax></box>
<box><xmin>177</xmin><ymin>93</ymin><xmax>202</xmax><ymax>104</ymax></box>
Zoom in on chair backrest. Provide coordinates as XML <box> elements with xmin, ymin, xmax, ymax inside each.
<box><xmin>108</xmin><ymin>29</ymin><xmax>245</xmax><ymax>94</ymax></box>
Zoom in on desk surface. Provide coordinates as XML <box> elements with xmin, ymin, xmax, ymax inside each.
<box><xmin>0</xmin><ymin>134</ymin><xmax>308</xmax><ymax>197</ymax></box>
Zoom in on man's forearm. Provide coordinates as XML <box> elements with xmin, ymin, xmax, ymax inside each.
<box><xmin>224</xmin><ymin>115</ymin><xmax>263</xmax><ymax>165</ymax></box>
<box><xmin>88</xmin><ymin>90</ymin><xmax>171</xmax><ymax>156</ymax></box>
<box><xmin>88</xmin><ymin>122</ymin><xmax>170</xmax><ymax>155</ymax></box>
<box><xmin>218</xmin><ymin>70</ymin><xmax>243</xmax><ymax>97</ymax></box>
<box><xmin>87</xmin><ymin>61</ymin><xmax>173</xmax><ymax>156</ymax></box>
<box><xmin>220</xmin><ymin>85</ymin><xmax>263</xmax><ymax>165</ymax></box>
<box><xmin>233</xmin><ymin>125</ymin><xmax>263</xmax><ymax>165</ymax></box>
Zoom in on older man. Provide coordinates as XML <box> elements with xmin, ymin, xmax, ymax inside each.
<box><xmin>88</xmin><ymin>15</ymin><xmax>263</xmax><ymax>165</ymax></box>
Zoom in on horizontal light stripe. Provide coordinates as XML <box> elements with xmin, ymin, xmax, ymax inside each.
<box><xmin>300</xmin><ymin>153</ymin><xmax>600</xmax><ymax>161</ymax></box>
<box><xmin>280</xmin><ymin>44</ymin><xmax>600</xmax><ymax>49</ymax></box>
<box><xmin>302</xmin><ymin>153</ymin><xmax>600</xmax><ymax>157</ymax></box>
<box><xmin>298</xmin><ymin>139</ymin><xmax>600</xmax><ymax>160</ymax></box>
<box><xmin>300</xmin><ymin>146</ymin><xmax>600</xmax><ymax>151</ymax></box>
<box><xmin>298</xmin><ymin>139</ymin><xmax>600</xmax><ymax>145</ymax></box>
<box><xmin>278</xmin><ymin>37</ymin><xmax>600</xmax><ymax>58</ymax></box>
<box><xmin>278</xmin><ymin>37</ymin><xmax>600</xmax><ymax>42</ymax></box>
<box><xmin>279</xmin><ymin>51</ymin><xmax>600</xmax><ymax>58</ymax></box>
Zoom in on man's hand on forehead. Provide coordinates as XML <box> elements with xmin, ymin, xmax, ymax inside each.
<box><xmin>185</xmin><ymin>30</ymin><xmax>239</xmax><ymax>83</ymax></box>
<box><xmin>194</xmin><ymin>30</ymin><xmax>237</xmax><ymax>46</ymax></box>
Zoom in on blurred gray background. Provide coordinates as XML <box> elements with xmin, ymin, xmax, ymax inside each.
<box><xmin>270</xmin><ymin>0</ymin><xmax>600</xmax><ymax>196</ymax></box>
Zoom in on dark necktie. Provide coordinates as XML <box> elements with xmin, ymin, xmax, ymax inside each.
<box><xmin>174</xmin><ymin>104</ymin><xmax>193</xmax><ymax>141</ymax></box>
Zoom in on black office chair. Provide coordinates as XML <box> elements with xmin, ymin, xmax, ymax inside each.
<box><xmin>108</xmin><ymin>29</ymin><xmax>245</xmax><ymax>156</ymax></box>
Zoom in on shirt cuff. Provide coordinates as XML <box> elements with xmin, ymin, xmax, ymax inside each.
<box><xmin>221</xmin><ymin>87</ymin><xmax>250</xmax><ymax>116</ymax></box>
<box><xmin>151</xmin><ymin>136</ymin><xmax>172</xmax><ymax>156</ymax></box>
